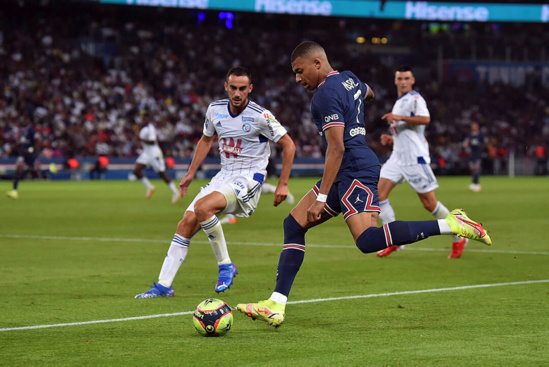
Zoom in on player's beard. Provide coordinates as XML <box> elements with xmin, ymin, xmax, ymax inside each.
<box><xmin>231</xmin><ymin>98</ymin><xmax>246</xmax><ymax>111</ymax></box>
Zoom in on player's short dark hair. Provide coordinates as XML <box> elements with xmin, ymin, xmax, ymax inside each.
<box><xmin>395</xmin><ymin>65</ymin><xmax>413</xmax><ymax>74</ymax></box>
<box><xmin>291</xmin><ymin>41</ymin><xmax>324</xmax><ymax>63</ymax></box>
<box><xmin>226</xmin><ymin>67</ymin><xmax>252</xmax><ymax>84</ymax></box>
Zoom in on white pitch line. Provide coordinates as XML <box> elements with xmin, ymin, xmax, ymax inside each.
<box><xmin>0</xmin><ymin>279</ymin><xmax>547</xmax><ymax>332</ymax></box>
<box><xmin>1</xmin><ymin>234</ymin><xmax>548</xmax><ymax>255</ymax></box>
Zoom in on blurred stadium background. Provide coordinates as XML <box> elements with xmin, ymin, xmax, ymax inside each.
<box><xmin>1</xmin><ymin>0</ymin><xmax>548</xmax><ymax>181</ymax></box>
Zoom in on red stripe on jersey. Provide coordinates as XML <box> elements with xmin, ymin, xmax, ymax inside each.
<box><xmin>323</xmin><ymin>122</ymin><xmax>345</xmax><ymax>131</ymax></box>
<box><xmin>318</xmin><ymin>71</ymin><xmax>340</xmax><ymax>88</ymax></box>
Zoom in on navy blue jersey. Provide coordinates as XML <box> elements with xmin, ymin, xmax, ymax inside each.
<box><xmin>466</xmin><ymin>132</ymin><xmax>485</xmax><ymax>161</ymax></box>
<box><xmin>311</xmin><ymin>70</ymin><xmax>380</xmax><ymax>179</ymax></box>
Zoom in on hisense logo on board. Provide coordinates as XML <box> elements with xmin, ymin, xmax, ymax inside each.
<box><xmin>255</xmin><ymin>0</ymin><xmax>332</xmax><ymax>16</ymax></box>
<box><xmin>405</xmin><ymin>1</ymin><xmax>489</xmax><ymax>21</ymax></box>
<box><xmin>126</xmin><ymin>0</ymin><xmax>208</xmax><ymax>7</ymax></box>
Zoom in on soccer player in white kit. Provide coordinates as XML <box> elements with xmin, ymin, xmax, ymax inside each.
<box><xmin>133</xmin><ymin>110</ymin><xmax>180</xmax><ymax>204</ymax></box>
<box><xmin>377</xmin><ymin>66</ymin><xmax>469</xmax><ymax>259</ymax></box>
<box><xmin>135</xmin><ymin>67</ymin><xmax>296</xmax><ymax>298</ymax></box>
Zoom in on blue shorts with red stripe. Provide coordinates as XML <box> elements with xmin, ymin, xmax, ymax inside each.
<box><xmin>312</xmin><ymin>173</ymin><xmax>380</xmax><ymax>221</ymax></box>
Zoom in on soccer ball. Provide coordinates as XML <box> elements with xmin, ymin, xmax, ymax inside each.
<box><xmin>193</xmin><ymin>298</ymin><xmax>233</xmax><ymax>337</ymax></box>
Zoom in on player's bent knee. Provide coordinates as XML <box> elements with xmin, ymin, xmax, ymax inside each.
<box><xmin>283</xmin><ymin>214</ymin><xmax>308</xmax><ymax>245</ymax></box>
<box><xmin>355</xmin><ymin>227</ymin><xmax>384</xmax><ymax>253</ymax></box>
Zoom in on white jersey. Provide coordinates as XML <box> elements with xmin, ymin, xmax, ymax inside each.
<box><xmin>388</xmin><ymin>90</ymin><xmax>431</xmax><ymax>165</ymax></box>
<box><xmin>204</xmin><ymin>99</ymin><xmax>287</xmax><ymax>179</ymax></box>
<box><xmin>139</xmin><ymin>123</ymin><xmax>162</xmax><ymax>158</ymax></box>
<box><xmin>137</xmin><ymin>122</ymin><xmax>165</xmax><ymax>172</ymax></box>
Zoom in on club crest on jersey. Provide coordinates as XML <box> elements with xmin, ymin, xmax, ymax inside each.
<box><xmin>242</xmin><ymin>123</ymin><xmax>252</xmax><ymax>133</ymax></box>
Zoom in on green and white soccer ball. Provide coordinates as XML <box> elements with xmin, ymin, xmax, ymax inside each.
<box><xmin>193</xmin><ymin>298</ymin><xmax>233</xmax><ymax>337</ymax></box>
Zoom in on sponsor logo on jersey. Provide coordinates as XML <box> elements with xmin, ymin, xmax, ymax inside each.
<box><xmin>341</xmin><ymin>78</ymin><xmax>359</xmax><ymax>91</ymax></box>
<box><xmin>222</xmin><ymin>137</ymin><xmax>243</xmax><ymax>158</ymax></box>
<box><xmin>215</xmin><ymin>112</ymin><xmax>229</xmax><ymax>119</ymax></box>
<box><xmin>242</xmin><ymin>122</ymin><xmax>252</xmax><ymax>133</ymax></box>
<box><xmin>264</xmin><ymin>113</ymin><xmax>275</xmax><ymax>136</ymax></box>
<box><xmin>349</xmin><ymin>127</ymin><xmax>366</xmax><ymax>136</ymax></box>
<box><xmin>324</xmin><ymin>114</ymin><xmax>340</xmax><ymax>123</ymax></box>
<box><xmin>242</xmin><ymin>116</ymin><xmax>254</xmax><ymax>122</ymax></box>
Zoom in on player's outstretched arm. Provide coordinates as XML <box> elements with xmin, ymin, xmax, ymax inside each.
<box><xmin>179</xmin><ymin>134</ymin><xmax>213</xmax><ymax>197</ymax></box>
<box><xmin>273</xmin><ymin>133</ymin><xmax>296</xmax><ymax>207</ymax></box>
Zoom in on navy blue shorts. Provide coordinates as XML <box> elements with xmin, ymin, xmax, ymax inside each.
<box><xmin>16</xmin><ymin>154</ymin><xmax>39</xmax><ymax>168</ymax></box>
<box><xmin>312</xmin><ymin>173</ymin><xmax>380</xmax><ymax>221</ymax></box>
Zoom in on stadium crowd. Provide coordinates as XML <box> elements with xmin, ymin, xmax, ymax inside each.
<box><xmin>1</xmin><ymin>1</ymin><xmax>548</xmax><ymax>174</ymax></box>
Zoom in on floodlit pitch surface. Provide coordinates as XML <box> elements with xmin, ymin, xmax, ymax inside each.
<box><xmin>1</xmin><ymin>177</ymin><xmax>547</xmax><ymax>366</ymax></box>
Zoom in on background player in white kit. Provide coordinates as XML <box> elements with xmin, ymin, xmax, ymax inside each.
<box><xmin>133</xmin><ymin>110</ymin><xmax>180</xmax><ymax>204</ymax></box>
<box><xmin>377</xmin><ymin>66</ymin><xmax>468</xmax><ymax>259</ymax></box>
<box><xmin>135</xmin><ymin>67</ymin><xmax>295</xmax><ymax>298</ymax></box>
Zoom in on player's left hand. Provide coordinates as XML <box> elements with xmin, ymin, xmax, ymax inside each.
<box><xmin>273</xmin><ymin>185</ymin><xmax>288</xmax><ymax>207</ymax></box>
<box><xmin>307</xmin><ymin>201</ymin><xmax>324</xmax><ymax>222</ymax></box>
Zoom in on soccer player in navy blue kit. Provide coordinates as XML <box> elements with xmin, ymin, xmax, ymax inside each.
<box><xmin>6</xmin><ymin>117</ymin><xmax>41</xmax><ymax>200</ymax></box>
<box><xmin>464</xmin><ymin>122</ymin><xmax>487</xmax><ymax>192</ymax></box>
<box><xmin>237</xmin><ymin>41</ymin><xmax>492</xmax><ymax>328</ymax></box>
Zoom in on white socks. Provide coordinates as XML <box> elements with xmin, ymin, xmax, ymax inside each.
<box><xmin>200</xmin><ymin>216</ymin><xmax>231</xmax><ymax>265</ymax></box>
<box><xmin>139</xmin><ymin>176</ymin><xmax>154</xmax><ymax>190</ymax></box>
<box><xmin>379</xmin><ymin>199</ymin><xmax>396</xmax><ymax>224</ymax></box>
<box><xmin>158</xmin><ymin>234</ymin><xmax>190</xmax><ymax>288</ymax></box>
<box><xmin>167</xmin><ymin>181</ymin><xmax>178</xmax><ymax>195</ymax></box>
<box><xmin>431</xmin><ymin>201</ymin><xmax>459</xmax><ymax>241</ymax></box>
<box><xmin>270</xmin><ymin>292</ymin><xmax>288</xmax><ymax>306</ymax></box>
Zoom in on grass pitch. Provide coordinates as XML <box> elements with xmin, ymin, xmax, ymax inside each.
<box><xmin>1</xmin><ymin>176</ymin><xmax>548</xmax><ymax>366</ymax></box>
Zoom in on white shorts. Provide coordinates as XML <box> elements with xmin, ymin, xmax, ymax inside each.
<box><xmin>136</xmin><ymin>149</ymin><xmax>165</xmax><ymax>172</ymax></box>
<box><xmin>186</xmin><ymin>173</ymin><xmax>263</xmax><ymax>218</ymax></box>
<box><xmin>380</xmin><ymin>155</ymin><xmax>439</xmax><ymax>194</ymax></box>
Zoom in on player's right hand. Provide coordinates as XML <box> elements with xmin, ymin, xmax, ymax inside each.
<box><xmin>179</xmin><ymin>174</ymin><xmax>194</xmax><ymax>197</ymax></box>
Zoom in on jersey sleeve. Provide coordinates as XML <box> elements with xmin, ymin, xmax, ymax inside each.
<box><xmin>413</xmin><ymin>94</ymin><xmax>430</xmax><ymax>117</ymax></box>
<box><xmin>203</xmin><ymin>104</ymin><xmax>216</xmax><ymax>137</ymax></box>
<box><xmin>258</xmin><ymin>109</ymin><xmax>287</xmax><ymax>143</ymax></box>
<box><xmin>312</xmin><ymin>87</ymin><xmax>345</xmax><ymax>132</ymax></box>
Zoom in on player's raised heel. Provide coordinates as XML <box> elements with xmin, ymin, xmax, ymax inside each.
<box><xmin>146</xmin><ymin>186</ymin><xmax>156</xmax><ymax>199</ymax></box>
<box><xmin>449</xmin><ymin>238</ymin><xmax>468</xmax><ymax>259</ymax></box>
<box><xmin>135</xmin><ymin>282</ymin><xmax>174</xmax><ymax>299</ymax></box>
<box><xmin>236</xmin><ymin>299</ymin><xmax>285</xmax><ymax>328</ymax></box>
<box><xmin>377</xmin><ymin>245</ymin><xmax>403</xmax><ymax>257</ymax></box>
<box><xmin>215</xmin><ymin>263</ymin><xmax>238</xmax><ymax>293</ymax></box>
<box><xmin>445</xmin><ymin>209</ymin><xmax>492</xmax><ymax>246</ymax></box>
